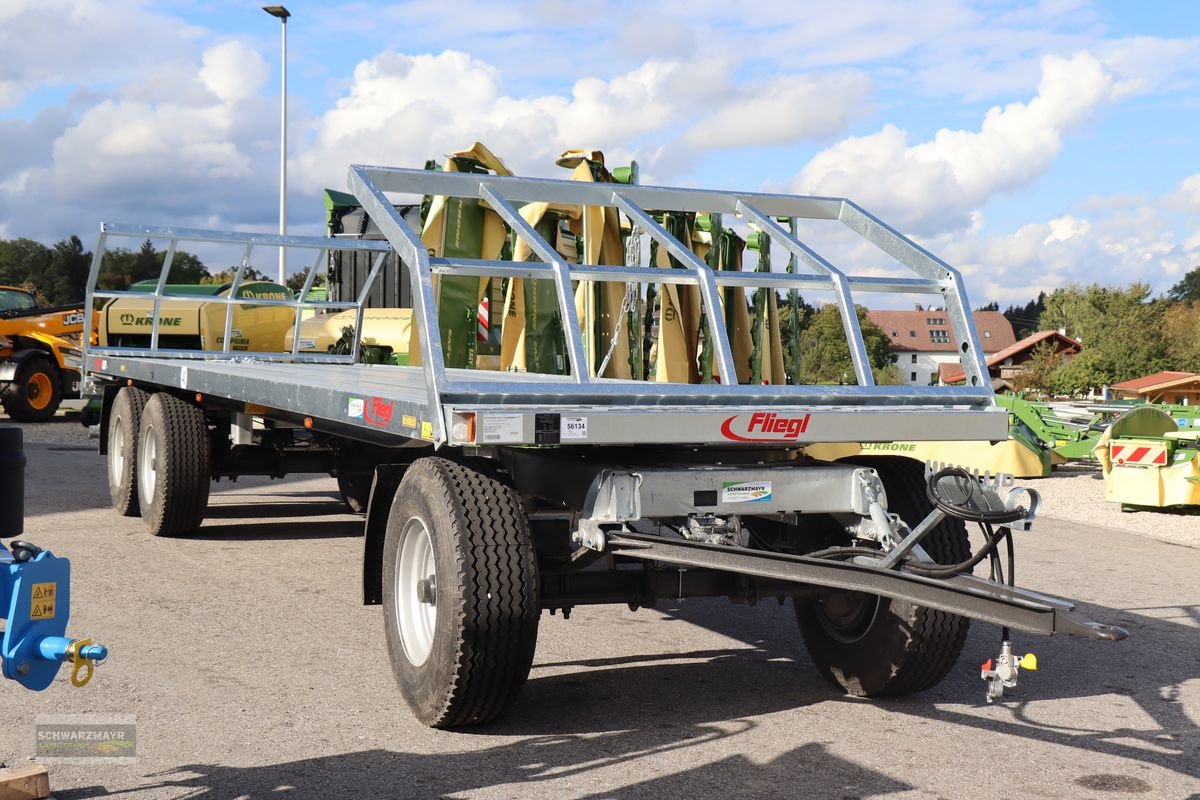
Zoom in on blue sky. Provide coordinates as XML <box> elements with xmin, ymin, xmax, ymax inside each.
<box><xmin>1</xmin><ymin>0</ymin><xmax>1198</xmax><ymax>305</ymax></box>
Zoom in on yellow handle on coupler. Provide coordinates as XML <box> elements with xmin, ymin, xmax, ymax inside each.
<box><xmin>66</xmin><ymin>638</ymin><xmax>96</xmax><ymax>687</ymax></box>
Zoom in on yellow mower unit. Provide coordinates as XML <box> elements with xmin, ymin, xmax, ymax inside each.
<box><xmin>1094</xmin><ymin>406</ymin><xmax>1200</xmax><ymax>509</ymax></box>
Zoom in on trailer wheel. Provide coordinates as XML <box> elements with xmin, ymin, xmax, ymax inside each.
<box><xmin>107</xmin><ymin>386</ymin><xmax>150</xmax><ymax>516</ymax></box>
<box><xmin>2</xmin><ymin>356</ymin><xmax>61</xmax><ymax>421</ymax></box>
<box><xmin>382</xmin><ymin>457</ymin><xmax>538</xmax><ymax>727</ymax></box>
<box><xmin>797</xmin><ymin>456</ymin><xmax>971</xmax><ymax>697</ymax></box>
<box><xmin>136</xmin><ymin>393</ymin><xmax>211</xmax><ymax>537</ymax></box>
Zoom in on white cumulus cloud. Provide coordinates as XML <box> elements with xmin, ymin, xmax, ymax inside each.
<box><xmin>933</xmin><ymin>198</ymin><xmax>1197</xmax><ymax>305</ymax></box>
<box><xmin>293</xmin><ymin>49</ymin><xmax>870</xmax><ymax>193</ymax></box>
<box><xmin>0</xmin><ymin>0</ymin><xmax>202</xmax><ymax>108</ymax></box>
<box><xmin>793</xmin><ymin>52</ymin><xmax>1130</xmax><ymax>236</ymax></box>
<box><xmin>1</xmin><ymin>40</ymin><xmax>277</xmax><ymax>236</ymax></box>
<box><xmin>681</xmin><ymin>72</ymin><xmax>873</xmax><ymax>150</ymax></box>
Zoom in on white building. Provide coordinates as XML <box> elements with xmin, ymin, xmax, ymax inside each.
<box><xmin>867</xmin><ymin>307</ymin><xmax>1016</xmax><ymax>386</ymax></box>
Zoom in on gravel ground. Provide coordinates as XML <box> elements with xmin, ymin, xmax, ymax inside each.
<box><xmin>1017</xmin><ymin>462</ymin><xmax>1200</xmax><ymax>550</ymax></box>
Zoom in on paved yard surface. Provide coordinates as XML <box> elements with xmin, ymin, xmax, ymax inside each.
<box><xmin>1</xmin><ymin>416</ymin><xmax>1198</xmax><ymax>799</ymax></box>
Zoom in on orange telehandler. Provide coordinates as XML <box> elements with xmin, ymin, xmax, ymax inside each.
<box><xmin>0</xmin><ymin>285</ymin><xmax>90</xmax><ymax>421</ymax></box>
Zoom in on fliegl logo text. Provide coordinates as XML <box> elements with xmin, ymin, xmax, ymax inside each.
<box><xmin>720</xmin><ymin>412</ymin><xmax>812</xmax><ymax>442</ymax></box>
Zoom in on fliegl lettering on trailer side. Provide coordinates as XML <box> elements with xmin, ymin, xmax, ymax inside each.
<box><xmin>720</xmin><ymin>412</ymin><xmax>812</xmax><ymax>443</ymax></box>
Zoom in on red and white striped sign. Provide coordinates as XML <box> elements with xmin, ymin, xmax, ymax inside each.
<box><xmin>477</xmin><ymin>297</ymin><xmax>489</xmax><ymax>342</ymax></box>
<box><xmin>1110</xmin><ymin>441</ymin><xmax>1168</xmax><ymax>467</ymax></box>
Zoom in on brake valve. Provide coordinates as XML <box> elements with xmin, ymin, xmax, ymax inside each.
<box><xmin>980</xmin><ymin>640</ymin><xmax>1037</xmax><ymax>703</ymax></box>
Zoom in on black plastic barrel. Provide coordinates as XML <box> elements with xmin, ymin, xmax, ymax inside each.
<box><xmin>0</xmin><ymin>425</ymin><xmax>24</xmax><ymax>537</ymax></box>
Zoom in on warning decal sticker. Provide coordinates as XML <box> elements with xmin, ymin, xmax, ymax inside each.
<box><xmin>30</xmin><ymin>582</ymin><xmax>57</xmax><ymax>620</ymax></box>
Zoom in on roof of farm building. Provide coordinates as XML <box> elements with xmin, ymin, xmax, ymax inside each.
<box><xmin>938</xmin><ymin>330</ymin><xmax>1082</xmax><ymax>385</ymax></box>
<box><xmin>1110</xmin><ymin>370</ymin><xmax>1199</xmax><ymax>393</ymax></box>
<box><xmin>867</xmin><ymin>309</ymin><xmax>1016</xmax><ymax>353</ymax></box>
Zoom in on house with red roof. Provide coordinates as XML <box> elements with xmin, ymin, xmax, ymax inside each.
<box><xmin>1110</xmin><ymin>370</ymin><xmax>1200</xmax><ymax>405</ymax></box>
<box><xmin>939</xmin><ymin>330</ymin><xmax>1081</xmax><ymax>390</ymax></box>
<box><xmin>867</xmin><ymin>307</ymin><xmax>1016</xmax><ymax>385</ymax></box>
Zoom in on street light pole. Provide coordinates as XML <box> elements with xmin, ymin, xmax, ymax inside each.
<box><xmin>263</xmin><ymin>5</ymin><xmax>291</xmax><ymax>285</ymax></box>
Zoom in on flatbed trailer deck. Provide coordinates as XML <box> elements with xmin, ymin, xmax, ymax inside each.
<box><xmin>87</xmin><ymin>355</ymin><xmax>1007</xmax><ymax>447</ymax></box>
<box><xmin>82</xmin><ymin>163</ymin><xmax>1125</xmax><ymax>726</ymax></box>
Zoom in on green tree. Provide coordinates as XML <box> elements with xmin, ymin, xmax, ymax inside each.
<box><xmin>1167</xmin><ymin>266</ymin><xmax>1200</xmax><ymax>302</ymax></box>
<box><xmin>165</xmin><ymin>250</ymin><xmax>209</xmax><ymax>283</ymax></box>
<box><xmin>0</xmin><ymin>238</ymin><xmax>53</xmax><ymax>294</ymax></box>
<box><xmin>45</xmin><ymin>235</ymin><xmax>92</xmax><ymax>304</ymax></box>
<box><xmin>796</xmin><ymin>304</ymin><xmax>895</xmax><ymax>384</ymax></box>
<box><xmin>1048</xmin><ymin>353</ymin><xmax>1110</xmax><ymax>397</ymax></box>
<box><xmin>1010</xmin><ymin>340</ymin><xmax>1059</xmax><ymax>396</ymax></box>
<box><xmin>99</xmin><ymin>241</ymin><xmax>210</xmax><ymax>291</ymax></box>
<box><xmin>202</xmin><ymin>265</ymin><xmax>268</xmax><ymax>285</ymax></box>
<box><xmin>285</xmin><ymin>270</ymin><xmax>327</xmax><ymax>294</ymax></box>
<box><xmin>777</xmin><ymin>291</ymin><xmax>814</xmax><ymax>382</ymax></box>
<box><xmin>1003</xmin><ymin>292</ymin><xmax>1046</xmax><ymax>339</ymax></box>
<box><xmin>1163</xmin><ymin>301</ymin><xmax>1200</xmax><ymax>371</ymax></box>
<box><xmin>1039</xmin><ymin>283</ymin><xmax>1168</xmax><ymax>393</ymax></box>
<box><xmin>976</xmin><ymin>300</ymin><xmax>999</xmax><ymax>311</ymax></box>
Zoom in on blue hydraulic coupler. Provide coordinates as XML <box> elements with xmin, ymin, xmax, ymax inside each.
<box><xmin>1</xmin><ymin>425</ymin><xmax>108</xmax><ymax>690</ymax></box>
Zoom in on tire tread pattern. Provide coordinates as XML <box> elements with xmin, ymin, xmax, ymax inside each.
<box><xmin>108</xmin><ymin>386</ymin><xmax>150</xmax><ymax>516</ymax></box>
<box><xmin>874</xmin><ymin>457</ymin><xmax>972</xmax><ymax>695</ymax></box>
<box><xmin>139</xmin><ymin>394</ymin><xmax>210</xmax><ymax>537</ymax></box>
<box><xmin>392</xmin><ymin>458</ymin><xmax>537</xmax><ymax>728</ymax></box>
<box><xmin>798</xmin><ymin>456</ymin><xmax>971</xmax><ymax>697</ymax></box>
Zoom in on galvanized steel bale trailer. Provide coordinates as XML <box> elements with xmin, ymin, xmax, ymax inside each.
<box><xmin>82</xmin><ymin>164</ymin><xmax>1125</xmax><ymax>727</ymax></box>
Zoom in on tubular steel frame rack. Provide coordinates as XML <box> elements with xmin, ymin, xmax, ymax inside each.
<box><xmin>84</xmin><ymin>166</ymin><xmax>1006</xmax><ymax>449</ymax></box>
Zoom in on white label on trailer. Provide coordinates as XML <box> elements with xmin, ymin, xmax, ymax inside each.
<box><xmin>347</xmin><ymin>397</ymin><xmax>364</xmax><ymax>419</ymax></box>
<box><xmin>480</xmin><ymin>413</ymin><xmax>523</xmax><ymax>443</ymax></box>
<box><xmin>561</xmin><ymin>416</ymin><xmax>588</xmax><ymax>440</ymax></box>
<box><xmin>180</xmin><ymin>367</ymin><xmax>188</xmax><ymax>390</ymax></box>
<box><xmin>721</xmin><ymin>481</ymin><xmax>772</xmax><ymax>503</ymax></box>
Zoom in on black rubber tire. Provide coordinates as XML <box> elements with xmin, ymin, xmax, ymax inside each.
<box><xmin>107</xmin><ymin>386</ymin><xmax>150</xmax><ymax>516</ymax></box>
<box><xmin>136</xmin><ymin>393</ymin><xmax>211</xmax><ymax>537</ymax></box>
<box><xmin>796</xmin><ymin>456</ymin><xmax>971</xmax><ymax>697</ymax></box>
<box><xmin>2</xmin><ymin>356</ymin><xmax>62</xmax><ymax>421</ymax></box>
<box><xmin>338</xmin><ymin>471</ymin><xmax>372</xmax><ymax>514</ymax></box>
<box><xmin>382</xmin><ymin>457</ymin><xmax>538</xmax><ymax>728</ymax></box>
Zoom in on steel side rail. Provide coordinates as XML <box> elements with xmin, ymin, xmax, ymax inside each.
<box><xmin>606</xmin><ymin>532</ymin><xmax>1128</xmax><ymax>640</ymax></box>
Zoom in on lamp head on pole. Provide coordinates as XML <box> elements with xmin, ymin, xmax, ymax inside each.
<box><xmin>262</xmin><ymin>5</ymin><xmax>290</xmax><ymax>20</ymax></box>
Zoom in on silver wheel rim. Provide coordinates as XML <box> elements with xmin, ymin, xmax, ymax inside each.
<box><xmin>395</xmin><ymin>516</ymin><xmax>437</xmax><ymax>667</ymax></box>
<box><xmin>138</xmin><ymin>423</ymin><xmax>157</xmax><ymax>503</ymax></box>
<box><xmin>110</xmin><ymin>414</ymin><xmax>126</xmax><ymax>484</ymax></box>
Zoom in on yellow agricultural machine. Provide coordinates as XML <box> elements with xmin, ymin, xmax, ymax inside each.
<box><xmin>97</xmin><ymin>279</ymin><xmax>294</xmax><ymax>352</ymax></box>
<box><xmin>0</xmin><ymin>286</ymin><xmax>91</xmax><ymax>421</ymax></box>
<box><xmin>1093</xmin><ymin>406</ymin><xmax>1200</xmax><ymax>510</ymax></box>
<box><xmin>284</xmin><ymin>308</ymin><xmax>414</xmax><ymax>364</ymax></box>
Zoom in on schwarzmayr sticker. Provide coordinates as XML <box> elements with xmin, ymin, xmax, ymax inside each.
<box><xmin>721</xmin><ymin>481</ymin><xmax>772</xmax><ymax>503</ymax></box>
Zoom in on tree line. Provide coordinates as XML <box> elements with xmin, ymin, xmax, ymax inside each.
<box><xmin>0</xmin><ymin>236</ymin><xmax>315</xmax><ymax>306</ymax></box>
<box><xmin>985</xmin><ymin>267</ymin><xmax>1200</xmax><ymax>396</ymax></box>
